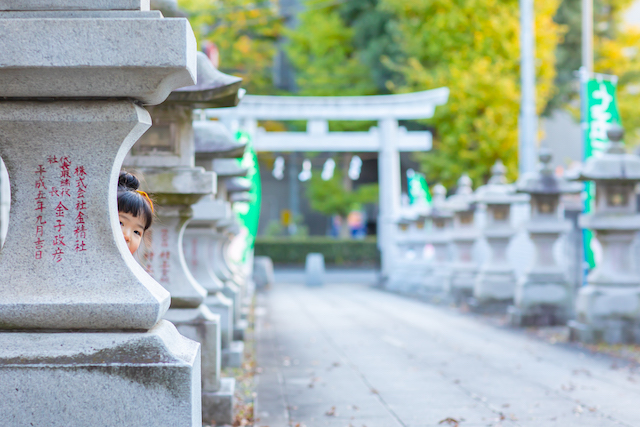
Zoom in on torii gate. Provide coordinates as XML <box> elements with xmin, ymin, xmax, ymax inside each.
<box><xmin>205</xmin><ymin>88</ymin><xmax>449</xmax><ymax>281</ymax></box>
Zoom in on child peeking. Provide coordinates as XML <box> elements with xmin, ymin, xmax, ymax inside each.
<box><xmin>117</xmin><ymin>171</ymin><xmax>154</xmax><ymax>254</ymax></box>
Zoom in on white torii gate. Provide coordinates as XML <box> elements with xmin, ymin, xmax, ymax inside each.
<box><xmin>205</xmin><ymin>88</ymin><xmax>449</xmax><ymax>281</ymax></box>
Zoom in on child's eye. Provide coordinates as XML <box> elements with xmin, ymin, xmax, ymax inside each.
<box><xmin>119</xmin><ymin>221</ymin><xmax>124</xmax><ymax>226</ymax></box>
<box><xmin>134</xmin><ymin>230</ymin><xmax>142</xmax><ymax>236</ymax></box>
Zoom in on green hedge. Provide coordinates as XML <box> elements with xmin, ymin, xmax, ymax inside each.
<box><xmin>254</xmin><ymin>237</ymin><xmax>380</xmax><ymax>267</ymax></box>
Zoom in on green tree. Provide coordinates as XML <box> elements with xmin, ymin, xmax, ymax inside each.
<box><xmin>285</xmin><ymin>0</ymin><xmax>377</xmax><ymax>97</ymax></box>
<box><xmin>306</xmin><ymin>168</ymin><xmax>378</xmax><ymax>238</ymax></box>
<box><xmin>178</xmin><ymin>0</ymin><xmax>281</xmax><ymax>95</ymax></box>
<box><xmin>593</xmin><ymin>0</ymin><xmax>640</xmax><ymax>146</ymax></box>
<box><xmin>383</xmin><ymin>0</ymin><xmax>564</xmax><ymax>187</ymax></box>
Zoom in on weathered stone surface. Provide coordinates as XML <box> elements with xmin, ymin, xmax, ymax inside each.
<box><xmin>164</xmin><ymin>306</ymin><xmax>221</xmax><ymax>393</ymax></box>
<box><xmin>0</xmin><ymin>0</ymin><xmax>150</xmax><ymax>10</ymax></box>
<box><xmin>0</xmin><ymin>321</ymin><xmax>201</xmax><ymax>427</ymax></box>
<box><xmin>0</xmin><ymin>101</ymin><xmax>170</xmax><ymax>330</ymax></box>
<box><xmin>202</xmin><ymin>377</ymin><xmax>236</xmax><ymax>426</ymax></box>
<box><xmin>0</xmin><ymin>17</ymin><xmax>196</xmax><ymax>105</ymax></box>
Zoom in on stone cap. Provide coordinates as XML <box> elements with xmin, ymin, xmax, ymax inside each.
<box><xmin>230</xmin><ymin>192</ymin><xmax>252</xmax><ymax>203</ymax></box>
<box><xmin>0</xmin><ymin>0</ymin><xmax>150</xmax><ymax>10</ymax></box>
<box><xmin>192</xmin><ymin>198</ymin><xmax>231</xmax><ymax>221</ymax></box>
<box><xmin>225</xmin><ymin>177</ymin><xmax>252</xmax><ymax>193</ymax></box>
<box><xmin>213</xmin><ymin>159</ymin><xmax>249</xmax><ymax>177</ymax></box>
<box><xmin>194</xmin><ymin>121</ymin><xmax>247</xmax><ymax>159</ymax></box>
<box><xmin>140</xmin><ymin>167</ymin><xmax>215</xmax><ymax>197</ymax></box>
<box><xmin>430</xmin><ymin>183</ymin><xmax>453</xmax><ymax>218</ymax></box>
<box><xmin>446</xmin><ymin>174</ymin><xmax>475</xmax><ymax>212</ymax></box>
<box><xmin>0</xmin><ymin>15</ymin><xmax>196</xmax><ymax>105</ymax></box>
<box><xmin>575</xmin><ymin>125</ymin><xmax>640</xmax><ymax>182</ymax></box>
<box><xmin>167</xmin><ymin>52</ymin><xmax>243</xmax><ymax>109</ymax></box>
<box><xmin>475</xmin><ymin>160</ymin><xmax>528</xmax><ymax>204</ymax></box>
<box><xmin>517</xmin><ymin>148</ymin><xmax>582</xmax><ymax>195</ymax></box>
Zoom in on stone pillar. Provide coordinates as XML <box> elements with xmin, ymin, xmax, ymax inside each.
<box><xmin>569</xmin><ymin>126</ymin><xmax>640</xmax><ymax>344</ymax></box>
<box><xmin>509</xmin><ymin>149</ymin><xmax>581</xmax><ymax>326</ymax></box>
<box><xmin>378</xmin><ymin>118</ymin><xmax>401</xmax><ymax>283</ymax></box>
<box><xmin>192</xmin><ymin>127</ymin><xmax>249</xmax><ymax>368</ymax></box>
<box><xmin>447</xmin><ymin>175</ymin><xmax>479</xmax><ymax>305</ymax></box>
<box><xmin>0</xmin><ymin>2</ymin><xmax>202</xmax><ymax>425</ymax></box>
<box><xmin>124</xmin><ymin>51</ymin><xmax>242</xmax><ymax>425</ymax></box>
<box><xmin>427</xmin><ymin>184</ymin><xmax>453</xmax><ymax>295</ymax></box>
<box><xmin>472</xmin><ymin>161</ymin><xmax>529</xmax><ymax>312</ymax></box>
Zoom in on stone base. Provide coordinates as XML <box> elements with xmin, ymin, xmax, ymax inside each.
<box><xmin>203</xmin><ymin>377</ymin><xmax>236</xmax><ymax>426</ymax></box>
<box><xmin>234</xmin><ymin>318</ymin><xmax>248</xmax><ymax>341</ymax></box>
<box><xmin>0</xmin><ymin>321</ymin><xmax>201</xmax><ymax>427</ymax></box>
<box><xmin>222</xmin><ymin>340</ymin><xmax>245</xmax><ymax>368</ymax></box>
<box><xmin>508</xmin><ymin>305</ymin><xmax>569</xmax><ymax>327</ymax></box>
<box><xmin>473</xmin><ymin>267</ymin><xmax>516</xmax><ymax>306</ymax></box>
<box><xmin>569</xmin><ymin>319</ymin><xmax>640</xmax><ymax>344</ymax></box>
<box><xmin>165</xmin><ymin>305</ymin><xmax>221</xmax><ymax>394</ymax></box>
<box><xmin>205</xmin><ymin>292</ymin><xmax>233</xmax><ymax>349</ymax></box>
<box><xmin>511</xmin><ymin>275</ymin><xmax>571</xmax><ymax>326</ymax></box>
<box><xmin>221</xmin><ymin>280</ymin><xmax>241</xmax><ymax>325</ymax></box>
<box><xmin>468</xmin><ymin>297</ymin><xmax>512</xmax><ymax>314</ymax></box>
<box><xmin>449</xmin><ymin>265</ymin><xmax>477</xmax><ymax>306</ymax></box>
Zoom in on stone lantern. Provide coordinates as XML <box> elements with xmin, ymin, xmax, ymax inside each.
<box><xmin>472</xmin><ymin>160</ymin><xmax>529</xmax><ymax>310</ymax></box>
<box><xmin>426</xmin><ymin>184</ymin><xmax>453</xmax><ymax>294</ymax></box>
<box><xmin>0</xmin><ymin>1</ymin><xmax>202</xmax><ymax>425</ymax></box>
<box><xmin>570</xmin><ymin>126</ymin><xmax>640</xmax><ymax>344</ymax></box>
<box><xmin>510</xmin><ymin>148</ymin><xmax>582</xmax><ymax>326</ymax></box>
<box><xmin>447</xmin><ymin>174</ymin><xmax>479</xmax><ymax>305</ymax></box>
<box><xmin>123</xmin><ymin>51</ymin><xmax>242</xmax><ymax>425</ymax></box>
<box><xmin>388</xmin><ymin>212</ymin><xmax>418</xmax><ymax>293</ymax></box>
<box><xmin>185</xmin><ymin>122</ymin><xmax>248</xmax><ymax>370</ymax></box>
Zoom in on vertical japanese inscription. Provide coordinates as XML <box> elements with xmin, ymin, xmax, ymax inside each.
<box><xmin>33</xmin><ymin>156</ymin><xmax>88</xmax><ymax>262</ymax></box>
<box><xmin>159</xmin><ymin>228</ymin><xmax>170</xmax><ymax>283</ymax></box>
<box><xmin>74</xmin><ymin>165</ymin><xmax>87</xmax><ymax>253</ymax></box>
<box><xmin>34</xmin><ymin>164</ymin><xmax>47</xmax><ymax>260</ymax></box>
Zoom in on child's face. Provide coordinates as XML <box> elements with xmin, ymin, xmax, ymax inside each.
<box><xmin>119</xmin><ymin>212</ymin><xmax>145</xmax><ymax>254</ymax></box>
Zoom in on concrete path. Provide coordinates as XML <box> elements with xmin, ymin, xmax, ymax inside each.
<box><xmin>254</xmin><ymin>281</ymin><xmax>640</xmax><ymax>427</ymax></box>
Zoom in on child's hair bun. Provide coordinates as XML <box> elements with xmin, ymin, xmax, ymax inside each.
<box><xmin>118</xmin><ymin>171</ymin><xmax>140</xmax><ymax>191</ymax></box>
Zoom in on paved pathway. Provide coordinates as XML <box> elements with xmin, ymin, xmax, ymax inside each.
<box><xmin>255</xmin><ymin>281</ymin><xmax>640</xmax><ymax>427</ymax></box>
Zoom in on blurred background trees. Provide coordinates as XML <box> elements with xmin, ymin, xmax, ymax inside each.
<box><xmin>178</xmin><ymin>0</ymin><xmax>640</xmax><ymax>187</ymax></box>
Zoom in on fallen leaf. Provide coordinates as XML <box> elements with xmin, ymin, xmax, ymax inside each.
<box><xmin>438</xmin><ymin>417</ymin><xmax>463</xmax><ymax>426</ymax></box>
<box><xmin>325</xmin><ymin>406</ymin><xmax>337</xmax><ymax>416</ymax></box>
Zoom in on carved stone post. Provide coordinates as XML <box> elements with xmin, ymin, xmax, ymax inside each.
<box><xmin>427</xmin><ymin>184</ymin><xmax>453</xmax><ymax>294</ymax></box>
<box><xmin>569</xmin><ymin>126</ymin><xmax>640</xmax><ymax>344</ymax></box>
<box><xmin>509</xmin><ymin>149</ymin><xmax>581</xmax><ymax>326</ymax></box>
<box><xmin>124</xmin><ymin>51</ymin><xmax>242</xmax><ymax>425</ymax></box>
<box><xmin>447</xmin><ymin>175</ymin><xmax>479</xmax><ymax>305</ymax></box>
<box><xmin>472</xmin><ymin>161</ymin><xmax>529</xmax><ymax>311</ymax></box>
<box><xmin>0</xmin><ymin>2</ymin><xmax>203</xmax><ymax>425</ymax></box>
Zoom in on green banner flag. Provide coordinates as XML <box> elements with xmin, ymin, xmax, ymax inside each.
<box><xmin>230</xmin><ymin>130</ymin><xmax>262</xmax><ymax>265</ymax></box>
<box><xmin>407</xmin><ymin>169</ymin><xmax>431</xmax><ymax>206</ymax></box>
<box><xmin>583</xmin><ymin>76</ymin><xmax>620</xmax><ymax>269</ymax></box>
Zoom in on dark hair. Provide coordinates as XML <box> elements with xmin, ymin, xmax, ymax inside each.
<box><xmin>117</xmin><ymin>171</ymin><xmax>154</xmax><ymax>231</ymax></box>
